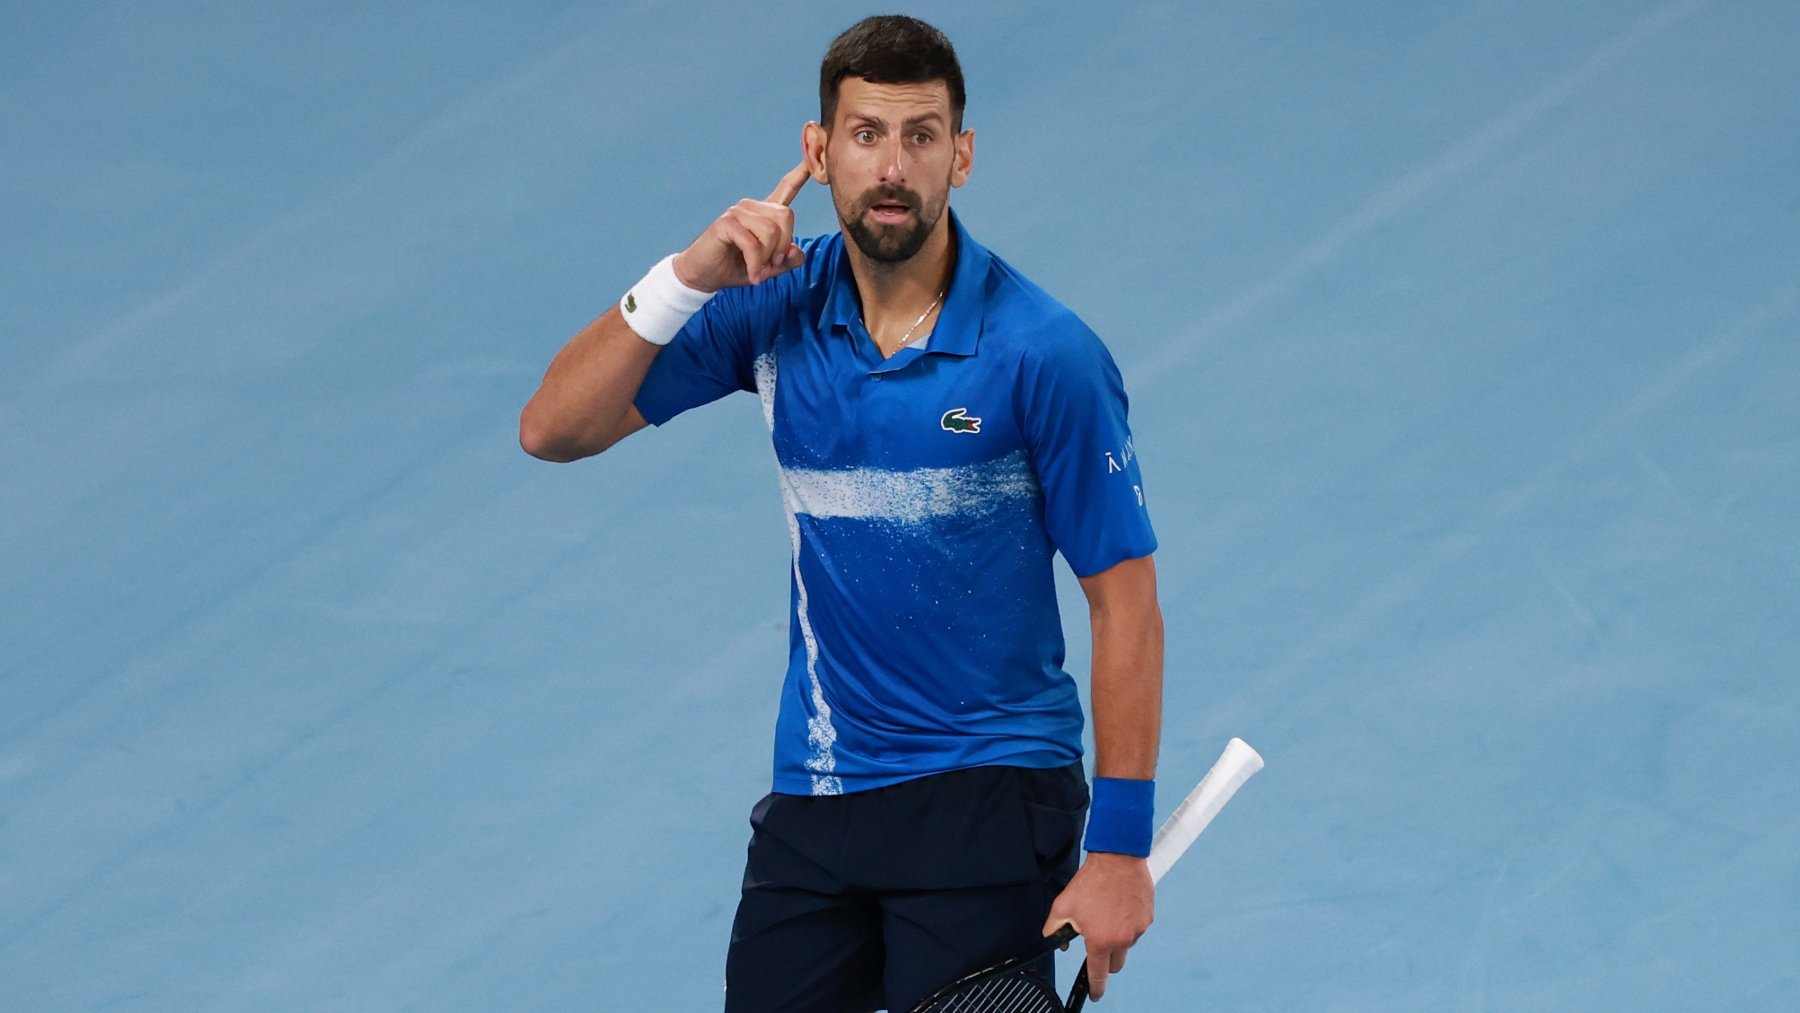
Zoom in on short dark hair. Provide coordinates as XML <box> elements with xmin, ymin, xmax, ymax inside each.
<box><xmin>819</xmin><ymin>15</ymin><xmax>966</xmax><ymax>132</ymax></box>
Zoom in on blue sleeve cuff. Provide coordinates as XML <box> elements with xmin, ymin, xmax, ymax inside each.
<box><xmin>1084</xmin><ymin>777</ymin><xmax>1155</xmax><ymax>857</ymax></box>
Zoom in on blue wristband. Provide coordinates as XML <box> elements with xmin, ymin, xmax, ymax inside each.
<box><xmin>1085</xmin><ymin>777</ymin><xmax>1155</xmax><ymax>857</ymax></box>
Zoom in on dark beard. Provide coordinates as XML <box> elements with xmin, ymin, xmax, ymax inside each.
<box><xmin>842</xmin><ymin>186</ymin><xmax>941</xmax><ymax>264</ymax></box>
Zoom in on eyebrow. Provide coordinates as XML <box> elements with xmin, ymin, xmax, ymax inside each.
<box><xmin>846</xmin><ymin>112</ymin><xmax>947</xmax><ymax>131</ymax></box>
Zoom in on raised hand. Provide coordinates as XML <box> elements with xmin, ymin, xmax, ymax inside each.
<box><xmin>672</xmin><ymin>162</ymin><xmax>810</xmax><ymax>292</ymax></box>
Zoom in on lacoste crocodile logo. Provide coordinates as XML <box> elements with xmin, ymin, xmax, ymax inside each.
<box><xmin>624</xmin><ymin>292</ymin><xmax>638</xmax><ymax>313</ymax></box>
<box><xmin>940</xmin><ymin>407</ymin><xmax>982</xmax><ymax>434</ymax></box>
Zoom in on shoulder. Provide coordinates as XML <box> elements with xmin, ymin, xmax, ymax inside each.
<box><xmin>978</xmin><ymin>250</ymin><xmax>1117</xmax><ymax>376</ymax></box>
<box><xmin>771</xmin><ymin>231</ymin><xmax>844</xmax><ymax>310</ymax></box>
<box><xmin>709</xmin><ymin>231</ymin><xmax>843</xmax><ymax>324</ymax></box>
<box><xmin>793</xmin><ymin>231</ymin><xmax>842</xmax><ymax>285</ymax></box>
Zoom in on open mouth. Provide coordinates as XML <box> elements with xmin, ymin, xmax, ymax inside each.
<box><xmin>867</xmin><ymin>200</ymin><xmax>915</xmax><ymax>224</ymax></box>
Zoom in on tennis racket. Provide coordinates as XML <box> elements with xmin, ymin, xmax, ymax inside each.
<box><xmin>908</xmin><ymin>738</ymin><xmax>1265</xmax><ymax>1013</ymax></box>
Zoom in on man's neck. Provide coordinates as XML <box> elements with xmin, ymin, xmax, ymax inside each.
<box><xmin>844</xmin><ymin>214</ymin><xmax>957</xmax><ymax>332</ymax></box>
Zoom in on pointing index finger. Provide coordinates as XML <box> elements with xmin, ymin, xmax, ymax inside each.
<box><xmin>766</xmin><ymin>161</ymin><xmax>810</xmax><ymax>206</ymax></box>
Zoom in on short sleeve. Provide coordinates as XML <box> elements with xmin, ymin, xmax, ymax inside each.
<box><xmin>632</xmin><ymin>284</ymin><xmax>761</xmax><ymax>426</ymax></box>
<box><xmin>1017</xmin><ymin>323</ymin><xmax>1157</xmax><ymax>577</ymax></box>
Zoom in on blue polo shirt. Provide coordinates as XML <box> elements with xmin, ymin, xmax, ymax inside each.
<box><xmin>634</xmin><ymin>210</ymin><xmax>1156</xmax><ymax>796</ymax></box>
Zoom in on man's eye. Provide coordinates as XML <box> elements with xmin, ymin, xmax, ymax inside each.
<box><xmin>855</xmin><ymin>130</ymin><xmax>876</xmax><ymax>144</ymax></box>
<box><xmin>911</xmin><ymin>133</ymin><xmax>932</xmax><ymax>145</ymax></box>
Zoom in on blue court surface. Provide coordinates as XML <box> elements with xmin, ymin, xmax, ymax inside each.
<box><xmin>4</xmin><ymin>2</ymin><xmax>1797</xmax><ymax>1009</ymax></box>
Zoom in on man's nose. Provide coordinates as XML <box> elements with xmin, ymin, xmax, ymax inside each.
<box><xmin>878</xmin><ymin>138</ymin><xmax>906</xmax><ymax>182</ymax></box>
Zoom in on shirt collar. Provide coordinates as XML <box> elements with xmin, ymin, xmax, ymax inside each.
<box><xmin>817</xmin><ymin>207</ymin><xmax>989</xmax><ymax>359</ymax></box>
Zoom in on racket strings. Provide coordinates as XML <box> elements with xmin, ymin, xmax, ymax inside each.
<box><xmin>913</xmin><ymin>970</ymin><xmax>1065</xmax><ymax>1013</ymax></box>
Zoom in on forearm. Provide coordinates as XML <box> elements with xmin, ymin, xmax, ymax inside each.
<box><xmin>1086</xmin><ymin>564</ymin><xmax>1164</xmax><ymax>781</ymax></box>
<box><xmin>519</xmin><ymin>306</ymin><xmax>659</xmax><ymax>462</ymax></box>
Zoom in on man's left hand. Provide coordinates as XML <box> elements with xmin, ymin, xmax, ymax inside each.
<box><xmin>1042</xmin><ymin>851</ymin><xmax>1155</xmax><ymax>999</ymax></box>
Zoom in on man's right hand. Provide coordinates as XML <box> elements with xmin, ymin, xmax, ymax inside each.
<box><xmin>672</xmin><ymin>162</ymin><xmax>811</xmax><ymax>292</ymax></box>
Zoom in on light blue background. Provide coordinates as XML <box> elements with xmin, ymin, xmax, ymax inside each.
<box><xmin>3</xmin><ymin>1</ymin><xmax>1796</xmax><ymax>1008</ymax></box>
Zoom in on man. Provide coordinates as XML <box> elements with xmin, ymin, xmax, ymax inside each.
<box><xmin>521</xmin><ymin>16</ymin><xmax>1163</xmax><ymax>1012</ymax></box>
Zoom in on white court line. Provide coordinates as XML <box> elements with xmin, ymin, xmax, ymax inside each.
<box><xmin>1121</xmin><ymin>0</ymin><xmax>1706</xmax><ymax>387</ymax></box>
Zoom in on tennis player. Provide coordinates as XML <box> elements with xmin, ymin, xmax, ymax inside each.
<box><xmin>520</xmin><ymin>16</ymin><xmax>1163</xmax><ymax>1011</ymax></box>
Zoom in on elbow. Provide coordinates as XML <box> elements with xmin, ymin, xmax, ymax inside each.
<box><xmin>519</xmin><ymin>406</ymin><xmax>626</xmax><ymax>463</ymax></box>
<box><xmin>518</xmin><ymin>407</ymin><xmax>584</xmax><ymax>463</ymax></box>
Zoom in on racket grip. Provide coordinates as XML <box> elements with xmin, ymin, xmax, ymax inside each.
<box><xmin>1058</xmin><ymin>739</ymin><xmax>1263</xmax><ymax>1012</ymax></box>
<box><xmin>1146</xmin><ymin>737</ymin><xmax>1264</xmax><ymax>884</ymax></box>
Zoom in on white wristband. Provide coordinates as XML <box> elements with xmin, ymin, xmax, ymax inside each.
<box><xmin>620</xmin><ymin>254</ymin><xmax>713</xmax><ymax>346</ymax></box>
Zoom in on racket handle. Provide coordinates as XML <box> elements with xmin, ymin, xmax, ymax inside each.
<box><xmin>1146</xmin><ymin>737</ymin><xmax>1264</xmax><ymax>884</ymax></box>
<box><xmin>1062</xmin><ymin>739</ymin><xmax>1264</xmax><ymax>1011</ymax></box>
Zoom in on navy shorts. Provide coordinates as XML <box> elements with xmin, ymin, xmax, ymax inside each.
<box><xmin>723</xmin><ymin>762</ymin><xmax>1089</xmax><ymax>1013</ymax></box>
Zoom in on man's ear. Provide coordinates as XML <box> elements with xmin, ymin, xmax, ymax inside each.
<box><xmin>802</xmin><ymin>121</ymin><xmax>830</xmax><ymax>185</ymax></box>
<box><xmin>951</xmin><ymin>128</ymin><xmax>975</xmax><ymax>188</ymax></box>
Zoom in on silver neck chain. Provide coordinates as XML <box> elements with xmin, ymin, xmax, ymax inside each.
<box><xmin>868</xmin><ymin>288</ymin><xmax>947</xmax><ymax>354</ymax></box>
